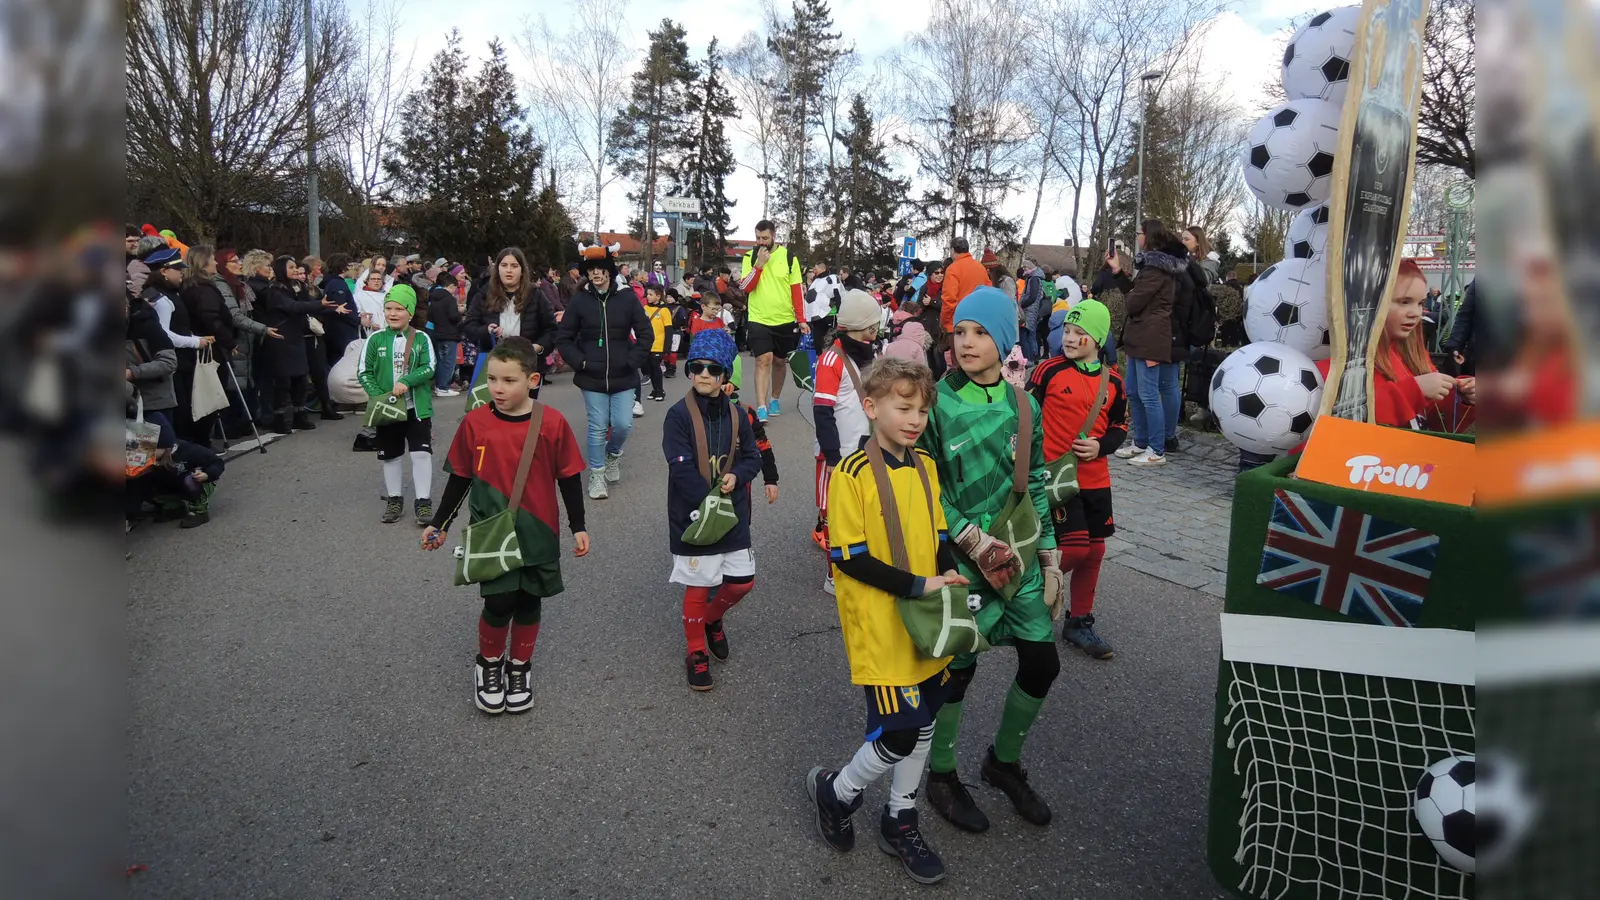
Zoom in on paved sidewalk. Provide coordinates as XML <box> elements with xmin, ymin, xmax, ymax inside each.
<box><xmin>1104</xmin><ymin>429</ymin><xmax>1240</xmax><ymax>598</ymax></box>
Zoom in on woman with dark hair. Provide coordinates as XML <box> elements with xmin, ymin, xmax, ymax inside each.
<box><xmin>427</xmin><ymin>268</ymin><xmax>464</xmax><ymax>396</ymax></box>
<box><xmin>462</xmin><ymin>247</ymin><xmax>558</xmax><ymax>394</ymax></box>
<box><xmin>1113</xmin><ymin>219</ymin><xmax>1187</xmax><ymax>467</ymax></box>
<box><xmin>1182</xmin><ymin>225</ymin><xmax>1220</xmax><ymax>283</ymax></box>
<box><xmin>320</xmin><ymin>253</ymin><xmax>362</xmax><ymax>361</ymax></box>
<box><xmin>916</xmin><ymin>262</ymin><xmax>947</xmax><ymax>377</ymax></box>
<box><xmin>214</xmin><ymin>249</ymin><xmax>280</xmax><ymax>429</ymax></box>
<box><xmin>257</xmin><ymin>255</ymin><xmax>333</xmax><ymax>434</ymax></box>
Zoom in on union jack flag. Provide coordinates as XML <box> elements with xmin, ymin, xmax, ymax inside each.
<box><xmin>1256</xmin><ymin>489</ymin><xmax>1438</xmax><ymax>627</ymax></box>
<box><xmin>1509</xmin><ymin>508</ymin><xmax>1600</xmax><ymax>619</ymax></box>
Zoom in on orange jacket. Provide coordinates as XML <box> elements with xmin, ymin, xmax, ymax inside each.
<box><xmin>942</xmin><ymin>252</ymin><xmax>987</xmax><ymax>333</ymax></box>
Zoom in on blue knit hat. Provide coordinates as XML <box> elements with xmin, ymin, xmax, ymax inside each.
<box><xmin>687</xmin><ymin>328</ymin><xmax>737</xmax><ymax>375</ymax></box>
<box><xmin>952</xmin><ymin>286</ymin><xmax>1019</xmax><ymax>358</ymax></box>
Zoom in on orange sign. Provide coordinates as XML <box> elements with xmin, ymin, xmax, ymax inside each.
<box><xmin>1296</xmin><ymin>416</ymin><xmax>1475</xmax><ymax>507</ymax></box>
<box><xmin>1475</xmin><ymin>422</ymin><xmax>1600</xmax><ymax>508</ymax></box>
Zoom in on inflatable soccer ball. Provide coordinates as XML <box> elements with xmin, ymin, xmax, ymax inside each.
<box><xmin>1244</xmin><ymin>257</ymin><xmax>1331</xmax><ymax>360</ymax></box>
<box><xmin>1209</xmin><ymin>342</ymin><xmax>1324</xmax><ymax>455</ymax></box>
<box><xmin>1285</xmin><ymin>204</ymin><xmax>1331</xmax><ymax>262</ymax></box>
<box><xmin>1476</xmin><ymin>751</ymin><xmax>1538</xmax><ymax>874</ymax></box>
<box><xmin>1282</xmin><ymin>6</ymin><xmax>1358</xmax><ymax>106</ymax></box>
<box><xmin>1243</xmin><ymin>99</ymin><xmax>1341</xmax><ymax>211</ymax></box>
<box><xmin>1416</xmin><ymin>755</ymin><xmax>1476</xmax><ymax>873</ymax></box>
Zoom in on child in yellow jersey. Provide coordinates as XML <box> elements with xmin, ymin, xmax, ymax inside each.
<box><xmin>641</xmin><ymin>283</ymin><xmax>671</xmax><ymax>402</ymax></box>
<box><xmin>806</xmin><ymin>357</ymin><xmax>967</xmax><ymax>886</ymax></box>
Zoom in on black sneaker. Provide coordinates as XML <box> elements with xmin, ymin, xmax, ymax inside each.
<box><xmin>705</xmin><ymin>619</ymin><xmax>729</xmax><ymax>661</ymax></box>
<box><xmin>414</xmin><ymin>498</ymin><xmax>433</xmax><ymax>527</ymax></box>
<box><xmin>1061</xmin><ymin>614</ymin><xmax>1114</xmax><ymax>659</ymax></box>
<box><xmin>381</xmin><ymin>496</ymin><xmax>404</xmax><ymax>524</ymax></box>
<box><xmin>1165</xmin><ymin>434</ymin><xmax>1182</xmax><ymax>454</ymax></box>
<box><xmin>686</xmin><ymin>651</ymin><xmax>713</xmax><ymax>692</ymax></box>
<box><xmin>320</xmin><ymin>409</ymin><xmax>346</xmax><ymax>421</ymax></box>
<box><xmin>925</xmin><ymin>769</ymin><xmax>990</xmax><ymax>833</ymax></box>
<box><xmin>980</xmin><ymin>745</ymin><xmax>1052</xmax><ymax>825</ymax></box>
<box><xmin>351</xmin><ymin>433</ymin><xmax>378</xmax><ymax>452</ymax></box>
<box><xmin>878</xmin><ymin>807</ymin><xmax>946</xmax><ymax>885</ymax></box>
<box><xmin>650</xmin><ymin>392</ymin><xmax>666</xmax><ymax>402</ymax></box>
<box><xmin>272</xmin><ymin>415</ymin><xmax>293</xmax><ymax>435</ymax></box>
<box><xmin>291</xmin><ymin>412</ymin><xmax>316</xmax><ymax>431</ymax></box>
<box><xmin>179</xmin><ymin>511</ymin><xmax>210</xmax><ymax>529</ymax></box>
<box><xmin>805</xmin><ymin>766</ymin><xmax>862</xmax><ymax>851</ymax></box>
<box><xmin>503</xmin><ymin>660</ymin><xmax>533</xmax><ymax>714</ymax></box>
<box><xmin>474</xmin><ymin>655</ymin><xmax>505</xmax><ymax>714</ymax></box>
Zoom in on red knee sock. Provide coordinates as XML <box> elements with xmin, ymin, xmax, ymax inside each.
<box><xmin>509</xmin><ymin>623</ymin><xmax>541</xmax><ymax>664</ymax></box>
<box><xmin>707</xmin><ymin>580</ymin><xmax>754</xmax><ymax>623</ymax></box>
<box><xmin>478</xmin><ymin>618</ymin><xmax>509</xmax><ymax>660</ymax></box>
<box><xmin>683</xmin><ymin>586</ymin><xmax>713</xmax><ymax>654</ymax></box>
<box><xmin>1057</xmin><ymin>529</ymin><xmax>1091</xmax><ymax>574</ymax></box>
<box><xmin>1069</xmin><ymin>538</ymin><xmax>1106</xmax><ymax>618</ymax></box>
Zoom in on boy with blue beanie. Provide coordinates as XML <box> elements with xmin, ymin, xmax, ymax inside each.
<box><xmin>917</xmin><ymin>286</ymin><xmax>1065</xmax><ymax>833</ymax></box>
<box><xmin>662</xmin><ymin>329</ymin><xmax>765</xmax><ymax>691</ymax></box>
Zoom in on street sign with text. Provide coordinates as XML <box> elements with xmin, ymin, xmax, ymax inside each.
<box><xmin>660</xmin><ymin>197</ymin><xmax>701</xmax><ymax>215</ymax></box>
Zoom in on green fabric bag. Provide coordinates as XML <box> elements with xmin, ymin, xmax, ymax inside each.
<box><xmin>678</xmin><ymin>389</ymin><xmax>742</xmax><ymax>547</ymax></box>
<box><xmin>465</xmin><ymin>335</ymin><xmax>495</xmax><ymax>413</ymax></box>
<box><xmin>861</xmin><ymin>439</ymin><xmax>990</xmax><ymax>659</ymax></box>
<box><xmin>1042</xmin><ymin>366</ymin><xmax>1109</xmax><ymax>510</ymax></box>
<box><xmin>452</xmin><ymin>403</ymin><xmax>544</xmax><ymax>586</ymax></box>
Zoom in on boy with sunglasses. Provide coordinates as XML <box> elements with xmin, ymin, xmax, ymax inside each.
<box><xmin>661</xmin><ymin>330</ymin><xmax>765</xmax><ymax>691</ymax></box>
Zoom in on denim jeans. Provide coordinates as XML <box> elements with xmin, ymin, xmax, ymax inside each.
<box><xmin>581</xmin><ymin>389</ymin><xmax>634</xmax><ymax>470</ymax></box>
<box><xmin>1125</xmin><ymin>359</ymin><xmax>1180</xmax><ymax>455</ymax></box>
<box><xmin>433</xmin><ymin>340</ymin><xmax>457</xmax><ymax>391</ymax></box>
<box><xmin>1018</xmin><ymin>327</ymin><xmax>1038</xmax><ymax>363</ymax></box>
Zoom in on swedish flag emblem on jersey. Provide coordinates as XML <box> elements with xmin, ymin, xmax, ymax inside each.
<box><xmin>863</xmin><ymin>669</ymin><xmax>951</xmax><ymax>738</ymax></box>
<box><xmin>899</xmin><ymin>685</ymin><xmax>921</xmax><ymax>709</ymax></box>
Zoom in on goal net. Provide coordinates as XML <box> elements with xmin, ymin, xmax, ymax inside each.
<box><xmin>1216</xmin><ymin>614</ymin><xmax>1474</xmax><ymax>900</ymax></box>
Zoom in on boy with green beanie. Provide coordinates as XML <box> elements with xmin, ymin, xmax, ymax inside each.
<box><xmin>1027</xmin><ymin>299</ymin><xmax>1128</xmax><ymax>659</ymax></box>
<box><xmin>358</xmin><ymin>283</ymin><xmax>439</xmax><ymax>525</ymax></box>
<box><xmin>916</xmin><ymin>285</ymin><xmax>1064</xmax><ymax>833</ymax></box>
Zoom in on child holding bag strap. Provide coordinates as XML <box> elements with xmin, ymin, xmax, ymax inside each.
<box><xmin>661</xmin><ymin>329</ymin><xmax>764</xmax><ymax>692</ymax></box>
<box><xmin>1028</xmin><ymin>299</ymin><xmax>1127</xmax><ymax>660</ymax></box>
<box><xmin>806</xmin><ymin>356</ymin><xmax>967</xmax><ymax>885</ymax></box>
<box><xmin>422</xmin><ymin>338</ymin><xmax>589</xmax><ymax>716</ymax></box>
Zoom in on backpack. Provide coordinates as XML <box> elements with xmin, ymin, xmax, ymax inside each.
<box><xmin>1182</xmin><ymin>264</ymin><xmax>1217</xmax><ymax>347</ymax></box>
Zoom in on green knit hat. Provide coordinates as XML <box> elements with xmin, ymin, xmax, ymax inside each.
<box><xmin>385</xmin><ymin>283</ymin><xmax>417</xmax><ymax>317</ymax></box>
<box><xmin>1063</xmin><ymin>298</ymin><xmax>1110</xmax><ymax>348</ymax></box>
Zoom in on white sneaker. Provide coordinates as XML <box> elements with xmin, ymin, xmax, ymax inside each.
<box><xmin>434</xmin><ymin>388</ymin><xmax>460</xmax><ymax>397</ymax></box>
<box><xmin>604</xmin><ymin>452</ymin><xmax>623</xmax><ymax>483</ymax></box>
<box><xmin>588</xmin><ymin>468</ymin><xmax>609</xmax><ymax>499</ymax></box>
<box><xmin>633</xmin><ymin>400</ymin><xmax>645</xmax><ymax>418</ymax></box>
<box><xmin>823</xmin><ymin>574</ymin><xmax>836</xmax><ymax>595</ymax></box>
<box><xmin>474</xmin><ymin>655</ymin><xmax>505</xmax><ymax>714</ymax></box>
<box><xmin>1114</xmin><ymin>445</ymin><xmax>1145</xmax><ymax>459</ymax></box>
<box><xmin>1128</xmin><ymin>449</ymin><xmax>1167</xmax><ymax>467</ymax></box>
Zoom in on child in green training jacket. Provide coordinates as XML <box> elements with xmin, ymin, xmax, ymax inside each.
<box><xmin>357</xmin><ymin>284</ymin><xmax>438</xmax><ymax>526</ymax></box>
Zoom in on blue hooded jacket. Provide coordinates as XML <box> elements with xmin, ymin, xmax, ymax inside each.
<box><xmin>662</xmin><ymin>389</ymin><xmax>764</xmax><ymax>557</ymax></box>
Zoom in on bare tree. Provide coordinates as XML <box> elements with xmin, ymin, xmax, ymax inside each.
<box><xmin>126</xmin><ymin>0</ymin><xmax>354</xmax><ymax>242</ymax></box>
<box><xmin>1160</xmin><ymin>56</ymin><xmax>1248</xmax><ymax>240</ymax></box>
<box><xmin>335</xmin><ymin>0</ymin><xmax>415</xmax><ymax>212</ymax></box>
<box><xmin>725</xmin><ymin>31</ymin><xmax>783</xmax><ymax>220</ymax></box>
<box><xmin>517</xmin><ymin>0</ymin><xmax>632</xmax><ymax>239</ymax></box>
<box><xmin>1417</xmin><ymin>0</ymin><xmax>1473</xmax><ymax>178</ymax></box>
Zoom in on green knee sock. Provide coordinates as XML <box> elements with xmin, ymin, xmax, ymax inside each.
<box><xmin>928</xmin><ymin>700</ymin><xmax>965</xmax><ymax>774</ymax></box>
<box><xmin>993</xmin><ymin>682</ymin><xmax>1046</xmax><ymax>764</ymax></box>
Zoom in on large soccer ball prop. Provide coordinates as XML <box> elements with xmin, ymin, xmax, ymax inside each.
<box><xmin>1415</xmin><ymin>755</ymin><xmax>1476</xmax><ymax>873</ymax></box>
<box><xmin>1244</xmin><ymin>99</ymin><xmax>1342</xmax><ymax>211</ymax></box>
<box><xmin>1476</xmin><ymin>752</ymin><xmax>1538</xmax><ymax>873</ymax></box>
<box><xmin>1285</xmin><ymin>204</ymin><xmax>1331</xmax><ymax>262</ymax></box>
<box><xmin>1209</xmin><ymin>342</ymin><xmax>1324</xmax><ymax>455</ymax></box>
<box><xmin>1282</xmin><ymin>7</ymin><xmax>1358</xmax><ymax>106</ymax></box>
<box><xmin>1245</xmin><ymin>257</ymin><xmax>1331</xmax><ymax>360</ymax></box>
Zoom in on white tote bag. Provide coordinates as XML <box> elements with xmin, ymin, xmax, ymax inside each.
<box><xmin>191</xmin><ymin>345</ymin><xmax>230</xmax><ymax>419</ymax></box>
<box><xmin>329</xmin><ymin>337</ymin><xmax>369</xmax><ymax>406</ymax></box>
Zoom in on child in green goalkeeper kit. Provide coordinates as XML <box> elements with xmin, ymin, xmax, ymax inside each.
<box><xmin>917</xmin><ymin>286</ymin><xmax>1067</xmax><ymax>833</ymax></box>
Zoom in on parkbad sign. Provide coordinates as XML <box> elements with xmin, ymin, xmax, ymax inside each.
<box><xmin>660</xmin><ymin>196</ymin><xmax>701</xmax><ymax>215</ymax></box>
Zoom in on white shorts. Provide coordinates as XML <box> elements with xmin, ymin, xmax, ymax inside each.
<box><xmin>670</xmin><ymin>549</ymin><xmax>756</xmax><ymax>587</ymax></box>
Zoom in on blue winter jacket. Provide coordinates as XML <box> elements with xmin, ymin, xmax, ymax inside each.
<box><xmin>662</xmin><ymin>390</ymin><xmax>764</xmax><ymax>557</ymax></box>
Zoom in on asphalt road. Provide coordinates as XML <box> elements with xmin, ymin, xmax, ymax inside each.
<box><xmin>126</xmin><ymin>365</ymin><xmax>1234</xmax><ymax>900</ymax></box>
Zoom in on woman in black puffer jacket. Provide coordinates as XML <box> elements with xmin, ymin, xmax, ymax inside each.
<box><xmin>256</xmin><ymin>255</ymin><xmax>329</xmax><ymax>434</ymax></box>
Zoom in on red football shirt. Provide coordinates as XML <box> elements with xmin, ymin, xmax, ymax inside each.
<box><xmin>444</xmin><ymin>403</ymin><xmax>586</xmax><ymax>561</ymax></box>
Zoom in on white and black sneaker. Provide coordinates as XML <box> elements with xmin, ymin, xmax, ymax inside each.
<box><xmin>504</xmin><ymin>660</ymin><xmax>534</xmax><ymax>714</ymax></box>
<box><xmin>474</xmin><ymin>654</ymin><xmax>506</xmax><ymax>714</ymax></box>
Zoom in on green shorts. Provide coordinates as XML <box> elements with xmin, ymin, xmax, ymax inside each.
<box><xmin>949</xmin><ymin>562</ymin><xmax>1050</xmax><ymax>669</ymax></box>
<box><xmin>480</xmin><ymin>560</ymin><xmax>565</xmax><ymax>599</ymax></box>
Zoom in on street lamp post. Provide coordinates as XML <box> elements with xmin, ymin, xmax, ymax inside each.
<box><xmin>1133</xmin><ymin>70</ymin><xmax>1163</xmax><ymax>242</ymax></box>
<box><xmin>305</xmin><ymin>0</ymin><xmax>320</xmax><ymax>258</ymax></box>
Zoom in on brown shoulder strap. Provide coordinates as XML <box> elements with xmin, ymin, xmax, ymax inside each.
<box><xmin>1080</xmin><ymin>367</ymin><xmax>1111</xmax><ymax>440</ymax></box>
<box><xmin>685</xmin><ymin>391</ymin><xmax>739</xmax><ymax>483</ymax></box>
<box><xmin>1011</xmin><ymin>383</ymin><xmax>1032</xmax><ymax>494</ymax></box>
<box><xmin>507</xmin><ymin>401</ymin><xmax>545</xmax><ymax>507</ymax></box>
<box><xmin>910</xmin><ymin>450</ymin><xmax>937</xmax><ymax>531</ymax></box>
<box><xmin>863</xmin><ymin>439</ymin><xmax>910</xmax><ymax>571</ymax></box>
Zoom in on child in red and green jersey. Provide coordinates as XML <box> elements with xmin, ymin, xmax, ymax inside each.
<box><xmin>422</xmin><ymin>337</ymin><xmax>590</xmax><ymax>716</ymax></box>
<box><xmin>1027</xmin><ymin>299</ymin><xmax>1127</xmax><ymax>659</ymax></box>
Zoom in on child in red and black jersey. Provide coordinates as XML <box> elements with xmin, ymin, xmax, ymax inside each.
<box><xmin>1026</xmin><ymin>299</ymin><xmax>1127</xmax><ymax>660</ymax></box>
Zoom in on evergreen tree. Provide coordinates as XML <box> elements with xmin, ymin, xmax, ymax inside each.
<box><xmin>674</xmin><ymin>38</ymin><xmax>739</xmax><ymax>270</ymax></box>
<box><xmin>815</xmin><ymin>95</ymin><xmax>908</xmax><ymax>271</ymax></box>
<box><xmin>903</xmin><ymin>103</ymin><xmax>1021</xmax><ymax>253</ymax></box>
<box><xmin>767</xmin><ymin>0</ymin><xmax>847</xmax><ymax>255</ymax></box>
<box><xmin>609</xmin><ymin>19</ymin><xmax>697</xmax><ymax>270</ymax></box>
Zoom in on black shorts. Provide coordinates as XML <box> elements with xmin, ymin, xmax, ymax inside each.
<box><xmin>1052</xmin><ymin>487</ymin><xmax>1115</xmax><ymax>539</ymax></box>
<box><xmin>375</xmin><ymin>409</ymin><xmax>432</xmax><ymax>460</ymax></box>
<box><xmin>863</xmin><ymin>668</ymin><xmax>950</xmax><ymax>740</ymax></box>
<box><xmin>747</xmin><ymin>321</ymin><xmax>799</xmax><ymax>358</ymax></box>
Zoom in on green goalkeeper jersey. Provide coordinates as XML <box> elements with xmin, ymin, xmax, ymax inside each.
<box><xmin>918</xmin><ymin>371</ymin><xmax>1056</xmax><ymax>554</ymax></box>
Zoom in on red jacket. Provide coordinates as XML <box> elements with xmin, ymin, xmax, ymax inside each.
<box><xmin>1314</xmin><ymin>348</ymin><xmax>1473</xmax><ymax>433</ymax></box>
<box><xmin>1028</xmin><ymin>358</ymin><xmax>1128</xmax><ymax>491</ymax></box>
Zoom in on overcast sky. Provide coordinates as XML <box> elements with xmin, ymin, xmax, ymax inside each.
<box><xmin>395</xmin><ymin>0</ymin><xmax>1330</xmax><ymax>249</ymax></box>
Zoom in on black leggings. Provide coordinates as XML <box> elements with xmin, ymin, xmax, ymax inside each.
<box><xmin>481</xmin><ymin>590</ymin><xmax>542</xmax><ymax>627</ymax></box>
<box><xmin>946</xmin><ymin>639</ymin><xmax>1060</xmax><ymax>702</ymax></box>
<box><xmin>272</xmin><ymin>375</ymin><xmax>308</xmax><ymax>414</ymax></box>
